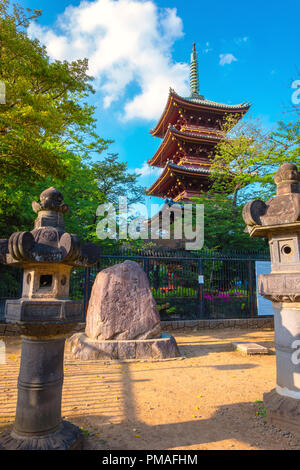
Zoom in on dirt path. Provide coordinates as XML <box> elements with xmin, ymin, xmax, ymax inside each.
<box><xmin>1</xmin><ymin>328</ymin><xmax>299</xmax><ymax>450</ymax></box>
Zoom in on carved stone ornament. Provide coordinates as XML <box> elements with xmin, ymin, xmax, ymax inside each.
<box><xmin>0</xmin><ymin>186</ymin><xmax>100</xmax><ymax>267</ymax></box>
<box><xmin>32</xmin><ymin>186</ymin><xmax>69</xmax><ymax>214</ymax></box>
<box><xmin>243</xmin><ymin>163</ymin><xmax>300</xmax><ymax>235</ymax></box>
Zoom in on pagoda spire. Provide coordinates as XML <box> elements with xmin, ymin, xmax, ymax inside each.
<box><xmin>190</xmin><ymin>42</ymin><xmax>200</xmax><ymax>96</ymax></box>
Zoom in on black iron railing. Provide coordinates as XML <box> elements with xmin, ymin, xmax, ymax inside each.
<box><xmin>0</xmin><ymin>247</ymin><xmax>270</xmax><ymax>322</ymax></box>
<box><xmin>0</xmin><ymin>265</ymin><xmax>23</xmax><ymax>321</ymax></box>
<box><xmin>70</xmin><ymin>247</ymin><xmax>270</xmax><ymax>321</ymax></box>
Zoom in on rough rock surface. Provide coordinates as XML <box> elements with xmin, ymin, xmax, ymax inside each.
<box><xmin>85</xmin><ymin>260</ymin><xmax>161</xmax><ymax>341</ymax></box>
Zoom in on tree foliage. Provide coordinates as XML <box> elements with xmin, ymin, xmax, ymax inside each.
<box><xmin>0</xmin><ymin>0</ymin><xmax>110</xmax><ymax>184</ymax></box>
<box><xmin>0</xmin><ymin>1</ymin><xmax>144</xmax><ymax>241</ymax></box>
<box><xmin>196</xmin><ymin>114</ymin><xmax>300</xmax><ymax>251</ymax></box>
<box><xmin>209</xmin><ymin>114</ymin><xmax>300</xmax><ymax>205</ymax></box>
<box><xmin>208</xmin><ymin>115</ymin><xmax>274</xmax><ymax>204</ymax></box>
<box><xmin>0</xmin><ymin>150</ymin><xmax>144</xmax><ymax>241</ymax></box>
<box><xmin>192</xmin><ymin>194</ymin><xmax>267</xmax><ymax>251</ymax></box>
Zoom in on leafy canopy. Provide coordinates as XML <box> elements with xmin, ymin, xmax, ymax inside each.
<box><xmin>0</xmin><ymin>0</ymin><xmax>112</xmax><ymax>185</ymax></box>
<box><xmin>0</xmin><ymin>1</ymin><xmax>144</xmax><ymax>241</ymax></box>
<box><xmin>209</xmin><ymin>114</ymin><xmax>300</xmax><ymax>205</ymax></box>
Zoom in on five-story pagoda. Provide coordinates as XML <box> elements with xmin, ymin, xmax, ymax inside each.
<box><xmin>146</xmin><ymin>43</ymin><xmax>250</xmax><ymax>202</ymax></box>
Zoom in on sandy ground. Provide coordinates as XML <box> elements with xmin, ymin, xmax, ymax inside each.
<box><xmin>1</xmin><ymin>328</ymin><xmax>300</xmax><ymax>451</ymax></box>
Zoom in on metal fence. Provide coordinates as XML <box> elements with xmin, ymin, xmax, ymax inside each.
<box><xmin>71</xmin><ymin>247</ymin><xmax>270</xmax><ymax>321</ymax></box>
<box><xmin>0</xmin><ymin>265</ymin><xmax>23</xmax><ymax>320</ymax></box>
<box><xmin>0</xmin><ymin>247</ymin><xmax>270</xmax><ymax>322</ymax></box>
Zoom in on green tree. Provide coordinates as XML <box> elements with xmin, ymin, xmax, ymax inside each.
<box><xmin>0</xmin><ymin>152</ymin><xmax>144</xmax><ymax>241</ymax></box>
<box><xmin>50</xmin><ymin>153</ymin><xmax>144</xmax><ymax>242</ymax></box>
<box><xmin>0</xmin><ymin>1</ymin><xmax>144</xmax><ymax>241</ymax></box>
<box><xmin>0</xmin><ymin>0</ymin><xmax>111</xmax><ymax>184</ymax></box>
<box><xmin>192</xmin><ymin>194</ymin><xmax>267</xmax><ymax>251</ymax></box>
<box><xmin>209</xmin><ymin>115</ymin><xmax>300</xmax><ymax>205</ymax></box>
<box><xmin>208</xmin><ymin>115</ymin><xmax>275</xmax><ymax>205</ymax></box>
<box><xmin>270</xmin><ymin>120</ymin><xmax>300</xmax><ymax>163</ymax></box>
<box><xmin>91</xmin><ymin>153</ymin><xmax>144</xmax><ymax>205</ymax></box>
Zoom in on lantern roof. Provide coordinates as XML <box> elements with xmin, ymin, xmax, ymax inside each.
<box><xmin>0</xmin><ymin>187</ymin><xmax>100</xmax><ymax>267</ymax></box>
<box><xmin>243</xmin><ymin>163</ymin><xmax>300</xmax><ymax>237</ymax></box>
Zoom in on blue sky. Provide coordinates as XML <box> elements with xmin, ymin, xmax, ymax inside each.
<box><xmin>23</xmin><ymin>0</ymin><xmax>299</xmax><ymax>209</ymax></box>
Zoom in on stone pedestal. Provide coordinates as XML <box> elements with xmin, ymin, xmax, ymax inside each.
<box><xmin>261</xmin><ymin>303</ymin><xmax>300</xmax><ymax>435</ymax></box>
<box><xmin>263</xmin><ymin>389</ymin><xmax>300</xmax><ymax>436</ymax></box>
<box><xmin>273</xmin><ymin>303</ymin><xmax>300</xmax><ymax>397</ymax></box>
<box><xmin>242</xmin><ymin>163</ymin><xmax>300</xmax><ymax>436</ymax></box>
<box><xmin>68</xmin><ymin>332</ymin><xmax>180</xmax><ymax>361</ymax></box>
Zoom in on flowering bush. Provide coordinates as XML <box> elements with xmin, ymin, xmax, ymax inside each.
<box><xmin>204</xmin><ymin>291</ymin><xmax>245</xmax><ymax>302</ymax></box>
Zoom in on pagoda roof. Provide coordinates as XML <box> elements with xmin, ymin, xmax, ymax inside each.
<box><xmin>146</xmin><ymin>161</ymin><xmax>211</xmax><ymax>198</ymax></box>
<box><xmin>148</xmin><ymin>125</ymin><xmax>222</xmax><ymax>167</ymax></box>
<box><xmin>169</xmin><ymin>162</ymin><xmax>210</xmax><ymax>174</ymax></box>
<box><xmin>150</xmin><ymin>89</ymin><xmax>251</xmax><ymax>138</ymax></box>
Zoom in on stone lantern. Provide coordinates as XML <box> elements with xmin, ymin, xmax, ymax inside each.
<box><xmin>243</xmin><ymin>163</ymin><xmax>300</xmax><ymax>435</ymax></box>
<box><xmin>0</xmin><ymin>187</ymin><xmax>100</xmax><ymax>450</ymax></box>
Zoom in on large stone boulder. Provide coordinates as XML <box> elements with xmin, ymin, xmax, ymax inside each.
<box><xmin>86</xmin><ymin>260</ymin><xmax>161</xmax><ymax>341</ymax></box>
<box><xmin>67</xmin><ymin>260</ymin><xmax>180</xmax><ymax>360</ymax></box>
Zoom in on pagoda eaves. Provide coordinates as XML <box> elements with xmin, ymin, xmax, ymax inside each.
<box><xmin>147</xmin><ymin>161</ymin><xmax>212</xmax><ymax>201</ymax></box>
<box><xmin>148</xmin><ymin>125</ymin><xmax>222</xmax><ymax>168</ymax></box>
<box><xmin>150</xmin><ymin>88</ymin><xmax>250</xmax><ymax>139</ymax></box>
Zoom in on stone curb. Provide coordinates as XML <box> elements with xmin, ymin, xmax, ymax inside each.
<box><xmin>0</xmin><ymin>317</ymin><xmax>274</xmax><ymax>337</ymax></box>
<box><xmin>160</xmin><ymin>317</ymin><xmax>274</xmax><ymax>331</ymax></box>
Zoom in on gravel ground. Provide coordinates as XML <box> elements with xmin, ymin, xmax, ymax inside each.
<box><xmin>1</xmin><ymin>328</ymin><xmax>299</xmax><ymax>450</ymax></box>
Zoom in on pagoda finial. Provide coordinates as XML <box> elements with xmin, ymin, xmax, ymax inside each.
<box><xmin>190</xmin><ymin>42</ymin><xmax>199</xmax><ymax>96</ymax></box>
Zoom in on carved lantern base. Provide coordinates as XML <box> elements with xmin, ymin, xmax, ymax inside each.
<box><xmin>264</xmin><ymin>389</ymin><xmax>300</xmax><ymax>437</ymax></box>
<box><xmin>0</xmin><ymin>420</ymin><xmax>82</xmax><ymax>450</ymax></box>
<box><xmin>262</xmin><ymin>302</ymin><xmax>300</xmax><ymax>436</ymax></box>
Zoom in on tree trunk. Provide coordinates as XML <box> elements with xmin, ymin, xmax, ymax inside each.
<box><xmin>233</xmin><ymin>187</ymin><xmax>239</xmax><ymax>206</ymax></box>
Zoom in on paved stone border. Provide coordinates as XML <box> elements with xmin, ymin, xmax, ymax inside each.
<box><xmin>232</xmin><ymin>342</ymin><xmax>270</xmax><ymax>355</ymax></box>
<box><xmin>0</xmin><ymin>317</ymin><xmax>274</xmax><ymax>337</ymax></box>
<box><xmin>160</xmin><ymin>317</ymin><xmax>274</xmax><ymax>331</ymax></box>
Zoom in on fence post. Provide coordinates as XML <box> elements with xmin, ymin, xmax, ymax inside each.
<box><xmin>83</xmin><ymin>267</ymin><xmax>90</xmax><ymax>320</ymax></box>
<box><xmin>143</xmin><ymin>257</ymin><xmax>150</xmax><ymax>280</ymax></box>
<box><xmin>248</xmin><ymin>260</ymin><xmax>254</xmax><ymax>318</ymax></box>
<box><xmin>197</xmin><ymin>259</ymin><xmax>204</xmax><ymax>318</ymax></box>
<box><xmin>19</xmin><ymin>268</ymin><xmax>24</xmax><ymax>298</ymax></box>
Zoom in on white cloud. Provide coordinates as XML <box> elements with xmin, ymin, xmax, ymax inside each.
<box><xmin>135</xmin><ymin>161</ymin><xmax>162</xmax><ymax>178</ymax></box>
<box><xmin>235</xmin><ymin>36</ymin><xmax>248</xmax><ymax>45</ymax></box>
<box><xmin>219</xmin><ymin>53</ymin><xmax>238</xmax><ymax>66</ymax></box>
<box><xmin>203</xmin><ymin>41</ymin><xmax>212</xmax><ymax>54</ymax></box>
<box><xmin>28</xmin><ymin>0</ymin><xmax>189</xmax><ymax>121</ymax></box>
